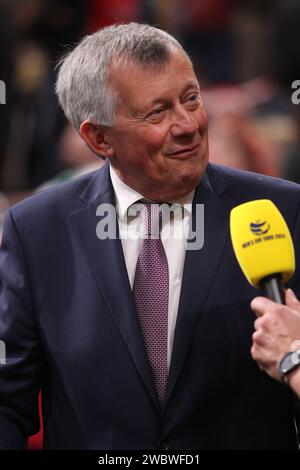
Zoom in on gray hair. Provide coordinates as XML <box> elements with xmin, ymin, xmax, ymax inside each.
<box><xmin>55</xmin><ymin>23</ymin><xmax>189</xmax><ymax>131</ymax></box>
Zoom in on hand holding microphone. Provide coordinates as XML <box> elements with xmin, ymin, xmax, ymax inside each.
<box><xmin>250</xmin><ymin>290</ymin><xmax>300</xmax><ymax>392</ymax></box>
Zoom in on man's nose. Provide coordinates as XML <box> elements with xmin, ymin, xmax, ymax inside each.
<box><xmin>170</xmin><ymin>107</ymin><xmax>198</xmax><ymax>137</ymax></box>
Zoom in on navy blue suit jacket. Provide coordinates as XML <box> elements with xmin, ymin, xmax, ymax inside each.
<box><xmin>1</xmin><ymin>163</ymin><xmax>300</xmax><ymax>450</ymax></box>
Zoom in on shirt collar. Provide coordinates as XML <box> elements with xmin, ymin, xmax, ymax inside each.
<box><xmin>109</xmin><ymin>164</ymin><xmax>194</xmax><ymax>221</ymax></box>
<box><xmin>110</xmin><ymin>165</ymin><xmax>144</xmax><ymax>222</ymax></box>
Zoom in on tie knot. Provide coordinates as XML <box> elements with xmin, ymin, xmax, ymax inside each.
<box><xmin>141</xmin><ymin>201</ymin><xmax>161</xmax><ymax>239</ymax></box>
<box><xmin>129</xmin><ymin>200</ymin><xmax>184</xmax><ymax>239</ymax></box>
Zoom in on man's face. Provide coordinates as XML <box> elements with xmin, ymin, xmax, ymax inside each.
<box><xmin>105</xmin><ymin>49</ymin><xmax>209</xmax><ymax>201</ymax></box>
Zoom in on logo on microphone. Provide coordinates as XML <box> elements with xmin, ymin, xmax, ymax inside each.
<box><xmin>250</xmin><ymin>220</ymin><xmax>270</xmax><ymax>236</ymax></box>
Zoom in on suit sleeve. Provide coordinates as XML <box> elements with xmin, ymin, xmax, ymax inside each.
<box><xmin>0</xmin><ymin>209</ymin><xmax>44</xmax><ymax>449</ymax></box>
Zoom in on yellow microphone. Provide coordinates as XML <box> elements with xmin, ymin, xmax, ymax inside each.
<box><xmin>230</xmin><ymin>199</ymin><xmax>295</xmax><ymax>304</ymax></box>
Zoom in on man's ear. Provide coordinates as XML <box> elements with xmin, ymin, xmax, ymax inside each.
<box><xmin>79</xmin><ymin>121</ymin><xmax>114</xmax><ymax>158</ymax></box>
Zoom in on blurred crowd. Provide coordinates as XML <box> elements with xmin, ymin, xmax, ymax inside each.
<box><xmin>0</xmin><ymin>0</ymin><xmax>300</xmax><ymax>214</ymax></box>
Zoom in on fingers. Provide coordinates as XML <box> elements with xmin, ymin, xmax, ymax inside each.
<box><xmin>251</xmin><ymin>290</ymin><xmax>300</xmax><ymax>318</ymax></box>
<box><xmin>253</xmin><ymin>316</ymin><xmax>264</xmax><ymax>333</ymax></box>
<box><xmin>285</xmin><ymin>289</ymin><xmax>300</xmax><ymax>314</ymax></box>
<box><xmin>252</xmin><ymin>322</ymin><xmax>267</xmax><ymax>348</ymax></box>
<box><xmin>250</xmin><ymin>296</ymin><xmax>277</xmax><ymax>318</ymax></box>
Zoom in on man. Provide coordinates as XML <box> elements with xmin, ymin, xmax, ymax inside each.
<box><xmin>251</xmin><ymin>289</ymin><xmax>300</xmax><ymax>398</ymax></box>
<box><xmin>1</xmin><ymin>22</ymin><xmax>300</xmax><ymax>450</ymax></box>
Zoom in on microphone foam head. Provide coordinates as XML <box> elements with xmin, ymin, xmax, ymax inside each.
<box><xmin>230</xmin><ymin>199</ymin><xmax>295</xmax><ymax>287</ymax></box>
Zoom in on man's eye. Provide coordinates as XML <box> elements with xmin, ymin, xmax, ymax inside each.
<box><xmin>145</xmin><ymin>108</ymin><xmax>166</xmax><ymax>121</ymax></box>
<box><xmin>150</xmin><ymin>108</ymin><xmax>164</xmax><ymax>116</ymax></box>
<box><xmin>187</xmin><ymin>94</ymin><xmax>199</xmax><ymax>102</ymax></box>
<box><xmin>184</xmin><ymin>94</ymin><xmax>201</xmax><ymax>109</ymax></box>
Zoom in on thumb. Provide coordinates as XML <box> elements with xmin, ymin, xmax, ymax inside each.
<box><xmin>285</xmin><ymin>288</ymin><xmax>300</xmax><ymax>313</ymax></box>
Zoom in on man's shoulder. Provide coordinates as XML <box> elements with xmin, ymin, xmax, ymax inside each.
<box><xmin>208</xmin><ymin>163</ymin><xmax>300</xmax><ymax>198</ymax></box>
<box><xmin>10</xmin><ymin>166</ymin><xmax>109</xmax><ymax>223</ymax></box>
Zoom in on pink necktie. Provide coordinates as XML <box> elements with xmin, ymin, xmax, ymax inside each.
<box><xmin>133</xmin><ymin>202</ymin><xmax>169</xmax><ymax>403</ymax></box>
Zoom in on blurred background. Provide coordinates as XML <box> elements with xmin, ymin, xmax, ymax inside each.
<box><xmin>0</xmin><ymin>0</ymin><xmax>299</xmax><ymax>211</ymax></box>
<box><xmin>1</xmin><ymin>0</ymin><xmax>300</xmax><ymax>214</ymax></box>
<box><xmin>0</xmin><ymin>0</ymin><xmax>300</xmax><ymax>449</ymax></box>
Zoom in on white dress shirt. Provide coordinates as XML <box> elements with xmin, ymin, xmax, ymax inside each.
<box><xmin>109</xmin><ymin>165</ymin><xmax>194</xmax><ymax>369</ymax></box>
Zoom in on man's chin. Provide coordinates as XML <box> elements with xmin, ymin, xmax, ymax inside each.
<box><xmin>157</xmin><ymin>174</ymin><xmax>203</xmax><ymax>201</ymax></box>
<box><xmin>179</xmin><ymin>160</ymin><xmax>207</xmax><ymax>185</ymax></box>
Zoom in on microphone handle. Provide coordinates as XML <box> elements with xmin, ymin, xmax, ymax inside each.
<box><xmin>259</xmin><ymin>274</ymin><xmax>285</xmax><ymax>304</ymax></box>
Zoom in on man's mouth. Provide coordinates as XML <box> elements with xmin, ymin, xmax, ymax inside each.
<box><xmin>166</xmin><ymin>143</ymin><xmax>200</xmax><ymax>158</ymax></box>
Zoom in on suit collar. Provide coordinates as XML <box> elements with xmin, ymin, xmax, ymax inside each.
<box><xmin>77</xmin><ymin>160</ymin><xmax>112</xmax><ymax>206</ymax></box>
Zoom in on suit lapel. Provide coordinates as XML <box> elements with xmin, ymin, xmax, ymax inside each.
<box><xmin>165</xmin><ymin>165</ymin><xmax>231</xmax><ymax>405</ymax></box>
<box><xmin>71</xmin><ymin>163</ymin><xmax>160</xmax><ymax>411</ymax></box>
